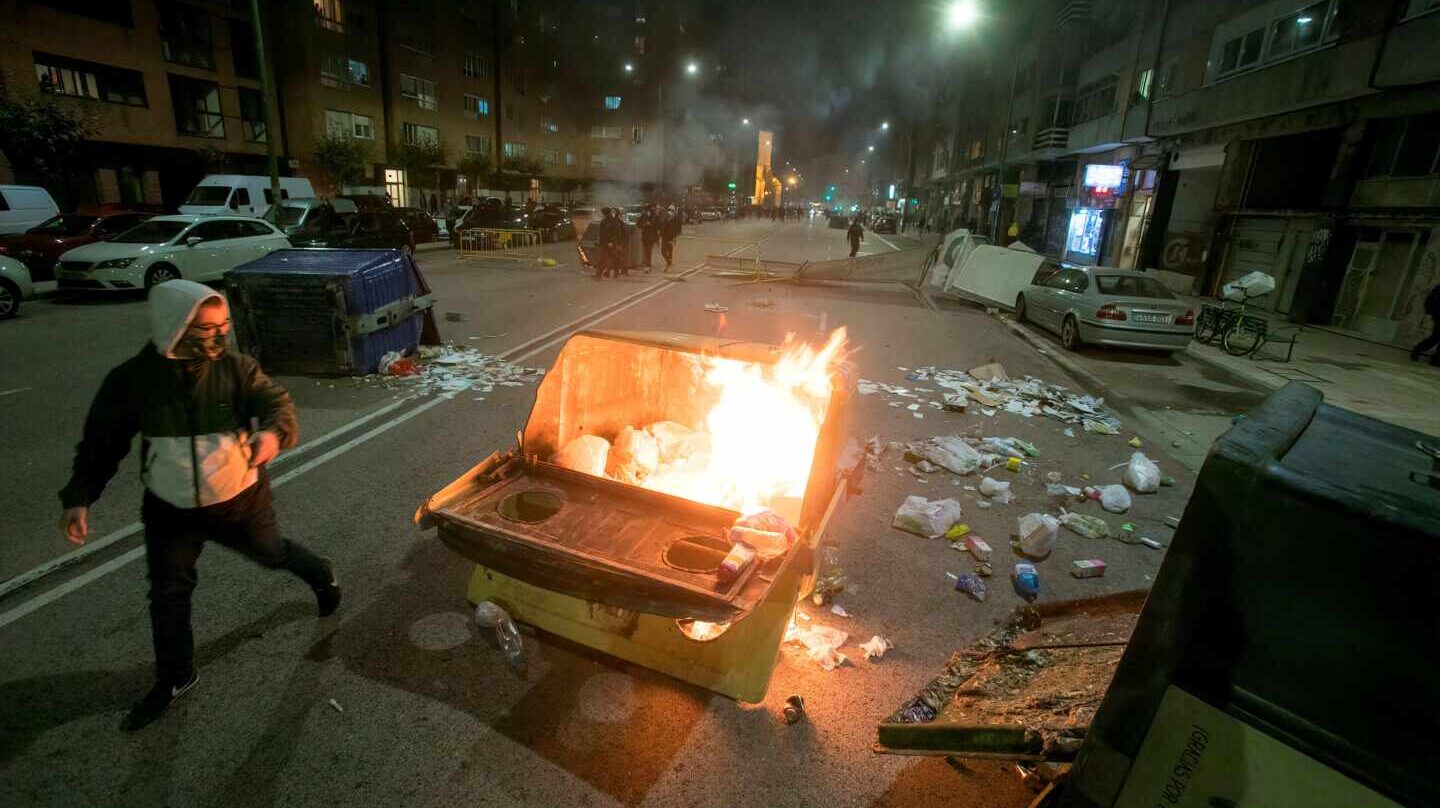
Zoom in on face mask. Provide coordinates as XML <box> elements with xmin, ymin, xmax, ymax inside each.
<box><xmin>175</xmin><ymin>332</ymin><xmax>228</xmax><ymax>362</ymax></box>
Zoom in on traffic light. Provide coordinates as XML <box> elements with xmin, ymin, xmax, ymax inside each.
<box><xmin>727</xmin><ymin>182</ymin><xmax>737</xmax><ymax>190</ymax></box>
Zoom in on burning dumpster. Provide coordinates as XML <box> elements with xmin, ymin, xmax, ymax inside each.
<box><xmin>416</xmin><ymin>329</ymin><xmax>857</xmax><ymax>701</ymax></box>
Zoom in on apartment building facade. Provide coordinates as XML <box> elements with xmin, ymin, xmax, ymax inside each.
<box><xmin>915</xmin><ymin>0</ymin><xmax>1440</xmax><ymax>349</ymax></box>
<box><xmin>0</xmin><ymin>0</ymin><xmax>684</xmax><ymax>212</ymax></box>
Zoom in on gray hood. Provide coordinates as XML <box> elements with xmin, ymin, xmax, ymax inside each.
<box><xmin>149</xmin><ymin>279</ymin><xmax>226</xmax><ymax>358</ymax></box>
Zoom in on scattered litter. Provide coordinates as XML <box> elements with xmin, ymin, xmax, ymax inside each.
<box><xmin>964</xmin><ymin>535</ymin><xmax>993</xmax><ymax>561</ymax></box>
<box><xmin>444</xmin><ymin>311</ymin><xmax>469</xmax><ymax>322</ymax></box>
<box><xmin>380</xmin><ymin>351</ymin><xmax>418</xmax><ymax>376</ymax></box>
<box><xmin>703</xmin><ymin>303</ymin><xmax>730</xmax><ymax>313</ymax></box>
<box><xmin>785</xmin><ymin>620</ymin><xmax>849</xmax><ymax>671</ymax></box>
<box><xmin>811</xmin><ymin>566</ymin><xmax>849</xmax><ymax>606</ymax></box>
<box><xmin>982</xmin><ymin>408</ymin><xmax>997</xmax><ymax>417</ymax></box>
<box><xmin>913</xmin><ymin>459</ymin><xmax>939</xmax><ymax>473</ymax></box>
<box><xmin>1164</xmin><ymin>516</ymin><xmax>1181</xmax><ymax>529</ymax></box>
<box><xmin>1100</xmin><ymin>484</ymin><xmax>1132</xmax><ymax>514</ymax></box>
<box><xmin>969</xmin><ymin>362</ymin><xmax>1009</xmax><ymax>382</ymax></box>
<box><xmin>974</xmin><ymin>561</ymin><xmax>994</xmax><ymax>577</ymax></box>
<box><xmin>913</xmin><ymin>412</ymin><xmax>924</xmax><ymax>419</ymax></box>
<box><xmin>893</xmin><ymin>496</ymin><xmax>964</xmax><ymax>538</ymax></box>
<box><xmin>1060</xmin><ymin>512</ymin><xmax>1110</xmax><ymax>539</ymax></box>
<box><xmin>1012</xmin><ymin>563</ymin><xmax>1041</xmax><ymax>602</ymax></box>
<box><xmin>1123</xmin><ymin>452</ymin><xmax>1161</xmax><ymax>493</ymax></box>
<box><xmin>1171</xmin><ymin>440</ymin><xmax>1183</xmax><ymax>448</ymax></box>
<box><xmin>553</xmin><ymin>435</ymin><xmax>610</xmax><ymax>476</ymax></box>
<box><xmin>1045</xmin><ymin>471</ymin><xmax>1063</xmax><ymax>484</ymax></box>
<box><xmin>978</xmin><ymin>476</ymin><xmax>1014</xmax><ymax>505</ymax></box>
<box><xmin>748</xmin><ymin>298</ymin><xmax>777</xmax><ymax>308</ymax></box>
<box><xmin>861</xmin><ymin>636</ymin><xmax>893</xmax><ymax>660</ymax></box>
<box><xmin>1127</xmin><ymin>436</ymin><xmax>1143</xmax><ymax>448</ymax></box>
<box><xmin>1121</xmin><ymin>522</ymin><xmax>1136</xmax><ymax>534</ymax></box>
<box><xmin>1083</xmin><ymin>419</ymin><xmax>1119</xmax><ymax>435</ymax></box>
<box><xmin>977</xmin><ymin>500</ymin><xmax>992</xmax><ymax>509</ymax></box>
<box><xmin>910</xmin><ymin>436</ymin><xmax>983</xmax><ymax>475</ymax></box>
<box><xmin>907</xmin><ymin>403</ymin><xmax>921</xmax><ymax>411</ymax></box>
<box><xmin>830</xmin><ymin>603</ymin><xmax>851</xmax><ymax>618</ymax></box>
<box><xmin>783</xmin><ymin>694</ymin><xmax>806</xmax><ymax>723</ymax></box>
<box><xmin>359</xmin><ymin>345</ymin><xmax>544</xmax><ymax>400</ymax></box>
<box><xmin>1139</xmin><ymin>537</ymin><xmax>1164</xmax><ymax>550</ymax></box>
<box><xmin>1160</xmin><ymin>475</ymin><xmax>1176</xmax><ymax>487</ymax></box>
<box><xmin>951</xmin><ymin>572</ymin><xmax>988</xmax><ymax>602</ymax></box>
<box><xmin>1064</xmin><ymin>428</ymin><xmax>1076</xmax><ymax>438</ymax></box>
<box><xmin>1046</xmin><ymin>483</ymin><xmax>1083</xmax><ymax>498</ymax></box>
<box><xmin>328</xmin><ymin>698</ymin><xmax>344</xmax><ymax>714</ymax></box>
<box><xmin>1017</xmin><ymin>513</ymin><xmax>1060</xmax><ymax>558</ymax></box>
<box><xmin>944</xmin><ymin>522</ymin><xmax>971</xmax><ymax>540</ymax></box>
<box><xmin>869</xmin><ymin>366</ymin><xmax>1122</xmax><ymax>433</ymax></box>
<box><xmin>942</xmin><ymin>392</ymin><xmax>968</xmax><ymax>411</ymax></box>
<box><xmin>1071</xmin><ymin>559</ymin><xmax>1108</xmax><ymax>579</ymax></box>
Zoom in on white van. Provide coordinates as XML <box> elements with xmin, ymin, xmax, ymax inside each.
<box><xmin>179</xmin><ymin>175</ymin><xmax>317</xmax><ymax>218</ymax></box>
<box><xmin>0</xmin><ymin>185</ymin><xmax>61</xmax><ymax>235</ymax></box>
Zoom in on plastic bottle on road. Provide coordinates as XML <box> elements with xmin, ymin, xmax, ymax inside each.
<box><xmin>1013</xmin><ymin>563</ymin><xmax>1041</xmax><ymax>602</ymax></box>
<box><xmin>474</xmin><ymin>600</ymin><xmax>528</xmax><ymax>676</ymax></box>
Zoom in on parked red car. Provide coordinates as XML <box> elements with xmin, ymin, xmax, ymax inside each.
<box><xmin>0</xmin><ymin>210</ymin><xmax>155</xmax><ymax>280</ymax></box>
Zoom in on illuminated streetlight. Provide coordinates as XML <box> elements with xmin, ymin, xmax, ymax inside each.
<box><xmin>946</xmin><ymin>0</ymin><xmax>979</xmax><ymax>30</ymax></box>
<box><xmin>881</xmin><ymin>121</ymin><xmax>890</xmax><ymax>131</ymax></box>
<box><xmin>686</xmin><ymin>61</ymin><xmax>699</xmax><ymax>75</ymax></box>
<box><xmin>741</xmin><ymin>117</ymin><xmax>750</xmax><ymax>125</ymax></box>
<box><xmin>624</xmin><ymin>63</ymin><xmax>634</xmax><ymax>73</ymax></box>
<box><xmin>867</xmin><ymin>145</ymin><xmax>875</xmax><ymax>152</ymax></box>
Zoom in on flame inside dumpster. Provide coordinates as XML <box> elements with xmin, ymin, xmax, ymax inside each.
<box><xmin>541</xmin><ymin>328</ymin><xmax>848</xmax><ymax>525</ymax></box>
<box><xmin>640</xmin><ymin>329</ymin><xmax>847</xmax><ymax>517</ymax></box>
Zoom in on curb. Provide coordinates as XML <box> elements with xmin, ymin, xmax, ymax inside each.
<box><xmin>416</xmin><ymin>242</ymin><xmax>453</xmax><ymax>254</ymax></box>
<box><xmin>1179</xmin><ymin>343</ymin><xmax>1284</xmax><ymax>393</ymax></box>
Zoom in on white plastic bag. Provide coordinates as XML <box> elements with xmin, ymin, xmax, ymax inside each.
<box><xmin>552</xmin><ymin>435</ymin><xmax>610</xmax><ymax>476</ymax></box>
<box><xmin>979</xmin><ymin>476</ymin><xmax>1015</xmax><ymax>505</ymax></box>
<box><xmin>608</xmin><ymin>426</ymin><xmax>660</xmax><ymax>483</ymax></box>
<box><xmin>1017</xmin><ymin>512</ymin><xmax>1060</xmax><ymax>558</ymax></box>
<box><xmin>1123</xmin><ymin>451</ymin><xmax>1161</xmax><ymax>493</ymax></box>
<box><xmin>919</xmin><ymin>436</ymin><xmax>983</xmax><ymax>475</ymax></box>
<box><xmin>1100</xmin><ymin>484</ymin><xmax>1132</xmax><ymax>514</ymax></box>
<box><xmin>648</xmin><ymin>421</ymin><xmax>703</xmax><ymax>463</ymax></box>
<box><xmin>1222</xmin><ymin>270</ymin><xmax>1277</xmax><ymax>302</ymax></box>
<box><xmin>1060</xmin><ymin>511</ymin><xmax>1110</xmax><ymax>539</ymax></box>
<box><xmin>892</xmin><ymin>496</ymin><xmax>964</xmax><ymax>538</ymax></box>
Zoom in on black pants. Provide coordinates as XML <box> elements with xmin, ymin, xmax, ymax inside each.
<box><xmin>1413</xmin><ymin>320</ymin><xmax>1440</xmax><ymax>363</ymax></box>
<box><xmin>661</xmin><ymin>239</ymin><xmax>675</xmax><ymax>266</ymax></box>
<box><xmin>141</xmin><ymin>478</ymin><xmax>330</xmax><ymax>684</ymax></box>
<box><xmin>642</xmin><ymin>239</ymin><xmax>656</xmax><ymax>265</ymax></box>
<box><xmin>849</xmin><ymin>240</ymin><xmax>860</xmax><ymax>257</ymax></box>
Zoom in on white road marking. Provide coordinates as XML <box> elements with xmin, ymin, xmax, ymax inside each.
<box><xmin>0</xmin><ymin>396</ymin><xmax>419</xmax><ymax>601</ymax></box>
<box><xmin>872</xmin><ymin>233</ymin><xmax>901</xmax><ymax>252</ymax></box>
<box><xmin>0</xmin><ymin>267</ymin><xmax>701</xmax><ymax>624</ymax></box>
<box><xmin>0</xmin><ymin>387</ymin><xmax>32</xmax><ymax>398</ymax></box>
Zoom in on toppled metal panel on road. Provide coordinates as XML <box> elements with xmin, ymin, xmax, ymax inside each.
<box><xmin>944</xmin><ymin>242</ymin><xmax>1045</xmax><ymax>310</ymax></box>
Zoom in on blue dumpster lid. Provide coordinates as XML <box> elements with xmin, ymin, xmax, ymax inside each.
<box><xmin>228</xmin><ymin>248</ymin><xmax>409</xmax><ymax>279</ymax></box>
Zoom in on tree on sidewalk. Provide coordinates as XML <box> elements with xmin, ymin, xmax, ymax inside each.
<box><xmin>311</xmin><ymin>132</ymin><xmax>372</xmax><ymax>194</ymax></box>
<box><xmin>457</xmin><ymin>153</ymin><xmax>491</xmax><ymax>198</ymax></box>
<box><xmin>0</xmin><ymin>90</ymin><xmax>96</xmax><ymax>180</ymax></box>
<box><xmin>392</xmin><ymin>140</ymin><xmax>448</xmax><ymax>209</ymax></box>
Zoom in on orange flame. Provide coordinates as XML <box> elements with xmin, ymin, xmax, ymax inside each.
<box><xmin>639</xmin><ymin>328</ymin><xmax>847</xmax><ymax>523</ymax></box>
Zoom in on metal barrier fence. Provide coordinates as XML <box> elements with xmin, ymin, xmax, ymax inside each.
<box><xmin>794</xmin><ymin>247</ymin><xmax>931</xmax><ymax>284</ymax></box>
<box><xmin>459</xmin><ymin>228</ymin><xmax>542</xmax><ymax>255</ymax></box>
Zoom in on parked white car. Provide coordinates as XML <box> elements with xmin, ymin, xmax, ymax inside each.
<box><xmin>0</xmin><ymin>185</ymin><xmax>61</xmax><ymax>235</ymax></box>
<box><xmin>55</xmin><ymin>215</ymin><xmax>289</xmax><ymax>291</ymax></box>
<box><xmin>0</xmin><ymin>254</ymin><xmax>34</xmax><ymax>319</ymax></box>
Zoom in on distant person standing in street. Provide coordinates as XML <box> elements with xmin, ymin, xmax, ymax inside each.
<box><xmin>847</xmin><ymin>218</ymin><xmax>865</xmax><ymax>257</ymax></box>
<box><xmin>58</xmin><ymin>280</ymin><xmax>340</xmax><ymax>732</ymax></box>
<box><xmin>597</xmin><ymin>207</ymin><xmax>624</xmax><ymax>280</ymax></box>
<box><xmin>640</xmin><ymin>205</ymin><xmax>660</xmax><ymax>271</ymax></box>
<box><xmin>1410</xmin><ymin>283</ymin><xmax>1440</xmax><ymax>365</ymax></box>
<box><xmin>660</xmin><ymin>206</ymin><xmax>682</xmax><ymax>271</ymax></box>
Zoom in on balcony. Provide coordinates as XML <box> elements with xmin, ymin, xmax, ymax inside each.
<box><xmin>1031</xmin><ymin>127</ymin><xmax>1070</xmax><ymax>158</ymax></box>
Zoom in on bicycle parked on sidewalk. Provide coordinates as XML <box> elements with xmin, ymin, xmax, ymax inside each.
<box><xmin>1194</xmin><ymin>272</ymin><xmax>1276</xmax><ymax>357</ymax></box>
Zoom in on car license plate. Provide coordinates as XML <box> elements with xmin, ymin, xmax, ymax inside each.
<box><xmin>58</xmin><ymin>270</ymin><xmax>86</xmax><ymax>279</ymax></box>
<box><xmin>1133</xmin><ymin>312</ymin><xmax>1170</xmax><ymax>324</ymax></box>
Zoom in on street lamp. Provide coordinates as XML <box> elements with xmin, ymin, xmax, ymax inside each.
<box><xmin>624</xmin><ymin>63</ymin><xmax>634</xmax><ymax>73</ymax></box>
<box><xmin>686</xmin><ymin>61</ymin><xmax>699</xmax><ymax>75</ymax></box>
<box><xmin>881</xmin><ymin>121</ymin><xmax>890</xmax><ymax>131</ymax></box>
<box><xmin>741</xmin><ymin>117</ymin><xmax>750</xmax><ymax>126</ymax></box>
<box><xmin>945</xmin><ymin>0</ymin><xmax>979</xmax><ymax>30</ymax></box>
<box><xmin>867</xmin><ymin>145</ymin><xmax>875</xmax><ymax>152</ymax></box>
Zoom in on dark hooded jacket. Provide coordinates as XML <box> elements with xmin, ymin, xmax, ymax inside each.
<box><xmin>60</xmin><ymin>280</ymin><xmax>298</xmax><ymax>510</ymax></box>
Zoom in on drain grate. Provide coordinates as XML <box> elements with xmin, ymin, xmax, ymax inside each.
<box><xmin>1258</xmin><ymin>365</ymin><xmax>1331</xmax><ymax>384</ymax></box>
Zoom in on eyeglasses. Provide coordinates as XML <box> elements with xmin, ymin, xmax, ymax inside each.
<box><xmin>186</xmin><ymin>320</ymin><xmax>231</xmax><ymax>337</ymax></box>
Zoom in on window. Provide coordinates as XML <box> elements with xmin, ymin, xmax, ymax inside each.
<box><xmin>1073</xmin><ymin>76</ymin><xmax>1118</xmax><ymax>125</ymax></box>
<box><xmin>1155</xmin><ymin>60</ymin><xmax>1179</xmax><ymax>98</ymax></box>
<box><xmin>237</xmin><ymin>220</ymin><xmax>276</xmax><ymax>238</ymax></box>
<box><xmin>169</xmin><ymin>74</ymin><xmax>223</xmax><ymax>138</ymax></box>
<box><xmin>158</xmin><ymin>1</ymin><xmax>214</xmax><ymax>70</ymax></box>
<box><xmin>1365</xmin><ymin>113</ymin><xmax>1440</xmax><ymax>178</ymax></box>
<box><xmin>503</xmin><ymin>141</ymin><xmax>528</xmax><ymax>158</ymax></box>
<box><xmin>1216</xmin><ymin>28</ymin><xmax>1264</xmax><ymax>76</ymax></box>
<box><xmin>1133</xmin><ymin>68</ymin><xmax>1153</xmax><ymax>103</ymax></box>
<box><xmin>402</xmin><ymin>122</ymin><xmax>439</xmax><ymax>146</ymax></box>
<box><xmin>1267</xmin><ymin>2</ymin><xmax>1329</xmax><ymax>61</ymax></box>
<box><xmin>315</xmin><ymin>0</ymin><xmax>345</xmax><ymax>32</ymax></box>
<box><xmin>400</xmin><ymin>74</ymin><xmax>437</xmax><ymax>110</ymax></box>
<box><xmin>464</xmin><ymin>51</ymin><xmax>491</xmax><ymax>78</ymax></box>
<box><xmin>591</xmin><ymin>154</ymin><xmax>611</xmax><ymax>168</ymax></box>
<box><xmin>590</xmin><ymin>125</ymin><xmax>621</xmax><ymax>139</ymax></box>
<box><xmin>325</xmin><ymin>109</ymin><xmax>372</xmax><ymax>139</ymax></box>
<box><xmin>1096</xmin><ymin>275</ymin><xmax>1175</xmax><ymax>299</ymax></box>
<box><xmin>511</xmin><ymin>69</ymin><xmax>525</xmax><ymax>94</ymax></box>
<box><xmin>632</xmin><ymin>125</ymin><xmax>644</xmax><ymax>143</ymax></box>
<box><xmin>35</xmin><ymin>0</ymin><xmax>134</xmax><ymax>26</ymax></box>
<box><xmin>541</xmin><ymin>117</ymin><xmax>558</xmax><ymax>133</ymax></box>
<box><xmin>635</xmin><ymin>35</ymin><xmax>646</xmax><ymax>53</ymax></box>
<box><xmin>565</xmin><ymin>152</ymin><xmax>576</xmax><ymax>165</ymax></box>
<box><xmin>239</xmin><ymin>88</ymin><xmax>267</xmax><ymax>142</ymax></box>
<box><xmin>603</xmin><ymin>95</ymin><xmax>622</xmax><ymax>110</ymax></box>
<box><xmin>465</xmin><ymin>134</ymin><xmax>490</xmax><ymax>154</ymax></box>
<box><xmin>33</xmin><ymin>54</ymin><xmax>146</xmax><ymax>106</ymax></box>
<box><xmin>1046</xmin><ymin>269</ymin><xmax>1089</xmax><ymax>292</ymax></box>
<box><xmin>464</xmin><ymin>94</ymin><xmax>489</xmax><ymax>118</ymax></box>
<box><xmin>347</xmin><ymin>59</ymin><xmax>370</xmax><ymax>86</ymax></box>
<box><xmin>230</xmin><ymin>20</ymin><xmax>258</xmax><ymax>79</ymax></box>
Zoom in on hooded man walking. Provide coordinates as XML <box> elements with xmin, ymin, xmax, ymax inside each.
<box><xmin>58</xmin><ymin>280</ymin><xmax>340</xmax><ymax>732</ymax></box>
<box><xmin>846</xmin><ymin>218</ymin><xmax>865</xmax><ymax>257</ymax></box>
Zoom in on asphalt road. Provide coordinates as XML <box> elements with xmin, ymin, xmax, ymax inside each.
<box><xmin>0</xmin><ymin>217</ymin><xmax>1269</xmax><ymax>808</ymax></box>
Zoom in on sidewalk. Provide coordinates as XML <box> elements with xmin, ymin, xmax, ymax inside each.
<box><xmin>1179</xmin><ymin>295</ymin><xmax>1440</xmax><ymax>437</ymax></box>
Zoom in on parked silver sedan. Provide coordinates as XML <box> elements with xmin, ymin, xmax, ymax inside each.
<box><xmin>1015</xmin><ymin>264</ymin><xmax>1195</xmax><ymax>354</ymax></box>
